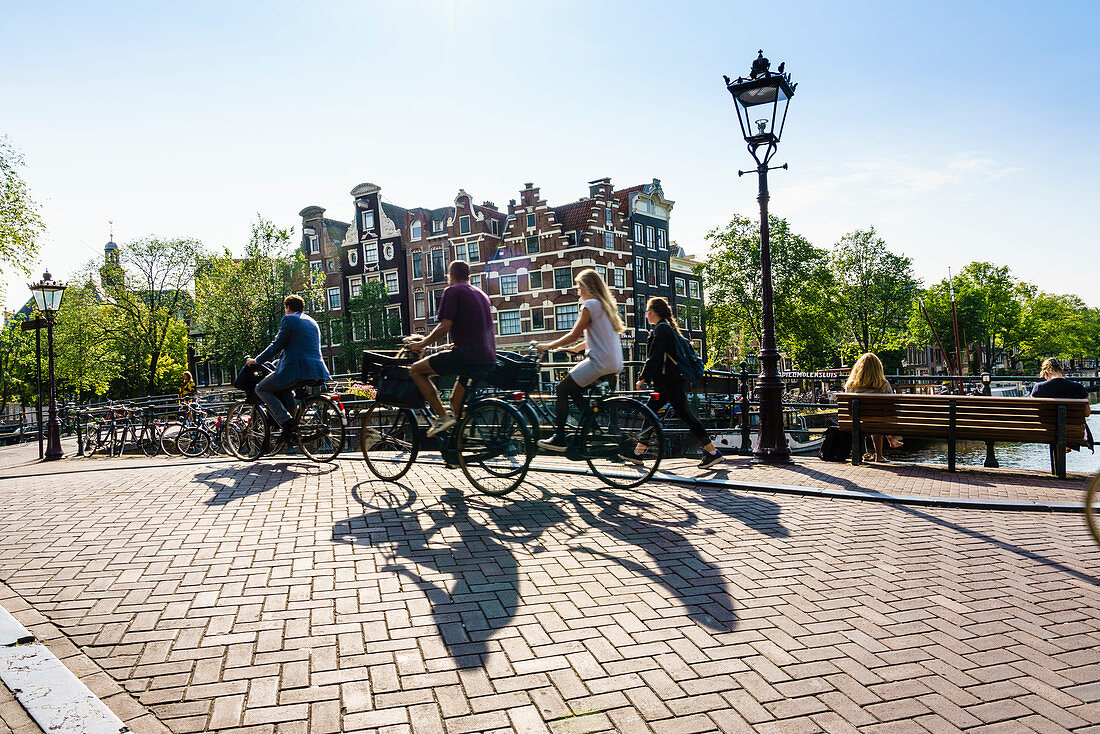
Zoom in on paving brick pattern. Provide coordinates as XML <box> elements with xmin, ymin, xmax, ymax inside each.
<box><xmin>0</xmin><ymin>456</ymin><xmax>1098</xmax><ymax>733</ymax></box>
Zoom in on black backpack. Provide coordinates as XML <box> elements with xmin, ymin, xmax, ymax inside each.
<box><xmin>818</xmin><ymin>421</ymin><xmax>851</xmax><ymax>462</ymax></box>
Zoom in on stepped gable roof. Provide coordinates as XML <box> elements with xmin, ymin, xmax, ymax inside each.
<box><xmin>551</xmin><ymin>200</ymin><xmax>594</xmax><ymax>233</ymax></box>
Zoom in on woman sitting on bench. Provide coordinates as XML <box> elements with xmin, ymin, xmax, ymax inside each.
<box><xmin>845</xmin><ymin>353</ymin><xmax>893</xmax><ymax>463</ymax></box>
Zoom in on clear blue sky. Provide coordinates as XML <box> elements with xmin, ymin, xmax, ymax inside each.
<box><xmin>3</xmin><ymin>0</ymin><xmax>1098</xmax><ymax>311</ymax></box>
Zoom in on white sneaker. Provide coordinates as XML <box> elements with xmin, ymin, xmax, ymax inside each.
<box><xmin>426</xmin><ymin>414</ymin><xmax>456</xmax><ymax>437</ymax></box>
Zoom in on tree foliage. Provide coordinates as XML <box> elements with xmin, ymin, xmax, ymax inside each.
<box><xmin>53</xmin><ymin>278</ymin><xmax>119</xmax><ymax>398</ymax></box>
<box><xmin>0</xmin><ymin>137</ymin><xmax>45</xmax><ymax>299</ymax></box>
<box><xmin>701</xmin><ymin>215</ymin><xmax>838</xmax><ymax>370</ymax></box>
<box><xmin>830</xmin><ymin>227</ymin><xmax>919</xmax><ymax>358</ymax></box>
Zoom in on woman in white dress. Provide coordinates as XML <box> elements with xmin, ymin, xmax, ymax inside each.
<box><xmin>534</xmin><ymin>268</ymin><xmax>625</xmax><ymax>452</ymax></box>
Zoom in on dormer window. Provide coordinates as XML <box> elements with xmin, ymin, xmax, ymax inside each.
<box><xmin>433</xmin><ymin>219</ymin><xmax>443</xmax><ymax>233</ymax></box>
<box><xmin>360</xmin><ymin>210</ymin><xmax>374</xmax><ymax>232</ymax></box>
<box><xmin>489</xmin><ymin>219</ymin><xmax>498</xmax><ymax>235</ymax></box>
<box><xmin>459</xmin><ymin>215</ymin><xmax>471</xmax><ymax>235</ymax></box>
<box><xmin>411</xmin><ymin>220</ymin><xmax>422</xmax><ymax>240</ymax></box>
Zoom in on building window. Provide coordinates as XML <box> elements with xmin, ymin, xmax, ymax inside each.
<box><xmin>308</xmin><ymin>235</ymin><xmax>319</xmax><ymax>254</ymax></box>
<box><xmin>532</xmin><ymin>310</ymin><xmax>544</xmax><ymax>330</ymax></box>
<box><xmin>326</xmin><ymin>259</ymin><xmax>336</xmax><ymax>272</ymax></box>
<box><xmin>675</xmin><ymin>277</ymin><xmax>686</xmax><ymax>296</ymax></box>
<box><xmin>327</xmin><ymin>287</ymin><xmax>341</xmax><ymax>311</ymax></box>
<box><xmin>689</xmin><ymin>281</ymin><xmax>700</xmax><ymax>300</ymax></box>
<box><xmin>635</xmin><ymin>259</ymin><xmax>644</xmax><ymax>282</ymax></box>
<box><xmin>646</xmin><ymin>259</ymin><xmax>655</xmax><ymax>286</ymax></box>
<box><xmin>596</xmin><ymin>266</ymin><xmax>606</xmax><ymax>281</ymax></box>
<box><xmin>349</xmin><ymin>277</ymin><xmax>362</xmax><ymax>298</ymax></box>
<box><xmin>526</xmin><ymin>213</ymin><xmax>536</xmax><ymax>229</ymax></box>
<box><xmin>412</xmin><ymin>251</ymin><xmax>423</xmax><ymax>278</ymax></box>
<box><xmin>468</xmin><ymin>242</ymin><xmax>479</xmax><ymax>262</ymax></box>
<box><xmin>384</xmin><ymin>243</ymin><xmax>394</xmax><ymax>260</ymax></box>
<box><xmin>411</xmin><ymin>220</ymin><xmax>422</xmax><ymax>241</ymax></box>
<box><xmin>365</xmin><ymin>242</ymin><xmax>378</xmax><ymax>265</ymax></box>
<box><xmin>530</xmin><ymin>270</ymin><xmax>543</xmax><ymax>290</ymax></box>
<box><xmin>555</xmin><ymin>304</ymin><xmax>579</xmax><ymax>330</ymax></box>
<box><xmin>657</xmin><ymin>229</ymin><xmax>667</xmax><ymax>250</ymax></box>
<box><xmin>471</xmin><ymin>274</ymin><xmax>483</xmax><ymax>290</ymax></box>
<box><xmin>554</xmin><ymin>267</ymin><xmax>572</xmax><ymax>290</ymax></box>
<box><xmin>499</xmin><ymin>310</ymin><xmax>521</xmax><ymax>336</ymax></box>
<box><xmin>526</xmin><ymin>236</ymin><xmax>539</xmax><ymax>254</ymax></box>
<box><xmin>489</xmin><ymin>219</ymin><xmax>498</xmax><ymax>235</ymax></box>
<box><xmin>349</xmin><ymin>249</ymin><xmax>359</xmax><ymax>267</ymax></box>
<box><xmin>360</xmin><ymin>210</ymin><xmax>374</xmax><ymax>232</ymax></box>
<box><xmin>431</xmin><ymin>249</ymin><xmax>445</xmax><ymax>280</ymax></box>
<box><xmin>677</xmin><ymin>305</ymin><xmax>688</xmax><ymax>327</ymax></box>
<box><xmin>646</xmin><ymin>226</ymin><xmax>655</xmax><ymax>249</ymax></box>
<box><xmin>605</xmin><ymin>208</ymin><xmax>612</xmax><ymax>225</ymax></box>
<box><xmin>455</xmin><ymin>243</ymin><xmax>467</xmax><ymax>262</ymax></box>
<box><xmin>614</xmin><ymin>268</ymin><xmax>624</xmax><ymax>289</ymax></box>
<box><xmin>414</xmin><ymin>292</ymin><xmax>425</xmax><ymax>319</ymax></box>
<box><xmin>430</xmin><ymin>289</ymin><xmax>443</xmax><ymax>317</ymax></box>
<box><xmin>460</xmin><ymin>215</ymin><xmax>471</xmax><ymax>235</ymax></box>
<box><xmin>432</xmin><ymin>219</ymin><xmax>443</xmax><ymax>233</ymax></box>
<box><xmin>618</xmin><ymin>304</ymin><xmax>627</xmax><ymax>324</ymax></box>
<box><xmin>604</xmin><ymin>231</ymin><xmax>614</xmax><ymax>250</ymax></box>
<box><xmin>500</xmin><ymin>274</ymin><xmax>518</xmax><ymax>296</ymax></box>
<box><xmin>633</xmin><ymin>223</ymin><xmax>643</xmax><ymax>245</ymax></box>
<box><xmin>384</xmin><ymin>271</ymin><xmax>399</xmax><ymax>294</ymax></box>
<box><xmin>692</xmin><ymin>339</ymin><xmax>702</xmax><ymax>356</ymax></box>
<box><xmin>658</xmin><ymin>261</ymin><xmax>668</xmax><ymax>286</ymax></box>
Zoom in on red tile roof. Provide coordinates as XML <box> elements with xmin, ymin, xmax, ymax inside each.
<box><xmin>551</xmin><ymin>200</ymin><xmax>595</xmax><ymax>232</ymax></box>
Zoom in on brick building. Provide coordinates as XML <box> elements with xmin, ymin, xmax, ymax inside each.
<box><xmin>299</xmin><ymin>177</ymin><xmax>705</xmax><ymax>380</ymax></box>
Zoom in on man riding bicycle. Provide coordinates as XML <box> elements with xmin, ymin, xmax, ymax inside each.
<box><xmin>246</xmin><ymin>294</ymin><xmax>331</xmax><ymax>439</ymax></box>
<box><xmin>408</xmin><ymin>260</ymin><xmax>496</xmax><ymax>437</ymax></box>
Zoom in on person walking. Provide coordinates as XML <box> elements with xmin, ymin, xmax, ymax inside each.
<box><xmin>844</xmin><ymin>352</ymin><xmax>892</xmax><ymax>462</ymax></box>
<box><xmin>408</xmin><ymin>260</ymin><xmax>496</xmax><ymax>437</ymax></box>
<box><xmin>179</xmin><ymin>371</ymin><xmax>197</xmax><ymax>404</ymax></box>
<box><xmin>535</xmin><ymin>269</ymin><xmax>624</xmax><ymax>452</ymax></box>
<box><xmin>246</xmin><ymin>294</ymin><xmax>331</xmax><ymax>439</ymax></box>
<box><xmin>632</xmin><ymin>297</ymin><xmax>723</xmax><ymax>469</ymax></box>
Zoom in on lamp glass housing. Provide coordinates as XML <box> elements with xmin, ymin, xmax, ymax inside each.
<box><xmin>727</xmin><ymin>75</ymin><xmax>794</xmax><ymax>147</ymax></box>
<box><xmin>30</xmin><ymin>279</ymin><xmax>67</xmax><ymax>313</ymax></box>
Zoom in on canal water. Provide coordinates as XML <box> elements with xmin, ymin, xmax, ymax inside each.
<box><xmin>887</xmin><ymin>403</ymin><xmax>1100</xmax><ymax>473</ymax></box>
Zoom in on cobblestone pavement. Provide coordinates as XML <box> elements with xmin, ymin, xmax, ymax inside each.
<box><xmin>0</xmin><ymin>455</ymin><xmax>1098</xmax><ymax>733</ymax></box>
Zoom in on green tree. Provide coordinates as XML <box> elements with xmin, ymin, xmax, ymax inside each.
<box><xmin>0</xmin><ymin>313</ymin><xmax>36</xmax><ymax>410</ymax></box>
<box><xmin>830</xmin><ymin>227</ymin><xmax>920</xmax><ymax>358</ymax></box>
<box><xmin>100</xmin><ymin>236</ymin><xmax>201</xmax><ymax>394</ymax></box>
<box><xmin>53</xmin><ymin>279</ymin><xmax>119</xmax><ymax>399</ymax></box>
<box><xmin>1017</xmin><ymin>292</ymin><xmax>1094</xmax><ymax>369</ymax></box>
<box><xmin>701</xmin><ymin>215</ymin><xmax>838</xmax><ymax>370</ymax></box>
<box><xmin>0</xmin><ymin>137</ymin><xmax>45</xmax><ymax>300</ymax></box>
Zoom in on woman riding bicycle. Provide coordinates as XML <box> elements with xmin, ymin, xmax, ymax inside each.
<box><xmin>534</xmin><ymin>268</ymin><xmax>625</xmax><ymax>452</ymax></box>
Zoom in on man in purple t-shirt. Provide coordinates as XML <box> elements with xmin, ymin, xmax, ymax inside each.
<box><xmin>409</xmin><ymin>260</ymin><xmax>496</xmax><ymax>436</ymax></box>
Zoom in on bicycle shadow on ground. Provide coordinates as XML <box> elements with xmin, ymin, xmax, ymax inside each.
<box><xmin>332</xmin><ymin>480</ymin><xmax>570</xmax><ymax>669</ymax></box>
<box><xmin>195</xmin><ymin>461</ymin><xmax>336</xmax><ymax>506</ymax></box>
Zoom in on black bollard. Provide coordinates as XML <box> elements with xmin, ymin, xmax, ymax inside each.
<box><xmin>981</xmin><ymin>372</ymin><xmax>998</xmax><ymax>468</ymax></box>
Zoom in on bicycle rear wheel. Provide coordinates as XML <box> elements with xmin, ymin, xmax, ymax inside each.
<box><xmin>360</xmin><ymin>403</ymin><xmax>418</xmax><ymax>480</ymax></box>
<box><xmin>456</xmin><ymin>398</ymin><xmax>533</xmax><ymax>496</ymax></box>
<box><xmin>159</xmin><ymin>422</ymin><xmax>184</xmax><ymax>456</ymax></box>
<box><xmin>177</xmin><ymin>427</ymin><xmax>209</xmax><ymax>458</ymax></box>
<box><xmin>582</xmin><ymin>397</ymin><xmax>664</xmax><ymax>489</ymax></box>
<box><xmin>1086</xmin><ymin>471</ymin><xmax>1100</xmax><ymax>549</ymax></box>
<box><xmin>298</xmin><ymin>396</ymin><xmax>345</xmax><ymax>462</ymax></box>
<box><xmin>224</xmin><ymin>402</ymin><xmax>268</xmax><ymax>460</ymax></box>
<box><xmin>139</xmin><ymin>426</ymin><xmax>160</xmax><ymax>457</ymax></box>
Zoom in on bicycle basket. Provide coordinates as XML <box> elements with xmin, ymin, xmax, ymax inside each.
<box><xmin>232</xmin><ymin>362</ymin><xmax>270</xmax><ymax>404</ymax></box>
<box><xmin>488</xmin><ymin>352</ymin><xmax>540</xmax><ymax>392</ymax></box>
<box><xmin>377</xmin><ymin>365</ymin><xmax>425</xmax><ymax>409</ymax></box>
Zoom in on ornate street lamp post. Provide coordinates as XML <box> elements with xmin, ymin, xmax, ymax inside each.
<box><xmin>29</xmin><ymin>271</ymin><xmax>67</xmax><ymax>460</ymax></box>
<box><xmin>725</xmin><ymin>50</ymin><xmax>796</xmax><ymax>462</ymax></box>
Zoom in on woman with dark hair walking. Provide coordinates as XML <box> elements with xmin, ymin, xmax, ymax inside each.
<box><xmin>630</xmin><ymin>297</ymin><xmax>723</xmax><ymax>469</ymax></box>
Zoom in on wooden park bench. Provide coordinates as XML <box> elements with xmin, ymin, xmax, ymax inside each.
<box><xmin>836</xmin><ymin>393</ymin><xmax>1090</xmax><ymax>478</ymax></box>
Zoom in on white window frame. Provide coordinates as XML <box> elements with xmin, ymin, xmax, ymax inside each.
<box><xmin>454</xmin><ymin>243</ymin><xmax>467</xmax><ymax>262</ymax></box>
<box><xmin>308</xmin><ymin>235</ymin><xmax>319</xmax><ymax>254</ymax></box>
<box><xmin>554</xmin><ymin>267</ymin><xmax>571</xmax><ymax>290</ymax></box>
<box><xmin>383</xmin><ymin>243</ymin><xmax>394</xmax><ymax>260</ymax></box>
<box><xmin>349</xmin><ymin>276</ymin><xmax>363</xmax><ymax>298</ymax></box>
<box><xmin>658</xmin><ymin>261</ymin><xmax>668</xmax><ymax>286</ymax></box>
<box><xmin>412</xmin><ymin>251</ymin><xmax>423</xmax><ymax>279</ymax></box>
<box><xmin>614</xmin><ymin>268</ymin><xmax>624</xmax><ymax>289</ymax></box>
<box><xmin>657</xmin><ymin>229</ymin><xmax>667</xmax><ymax>250</ymax></box>
<box><xmin>384</xmin><ymin>270</ymin><xmax>399</xmax><ymax>295</ymax></box>
<box><xmin>432</xmin><ymin>219</ymin><xmax>443</xmax><ymax>233</ymax></box>
<box><xmin>596</xmin><ymin>266</ymin><xmax>607</xmax><ymax>281</ymax></box>
<box><xmin>468</xmin><ymin>242</ymin><xmax>480</xmax><ymax>262</ymax></box>
<box><xmin>689</xmin><ymin>280</ymin><xmax>701</xmax><ymax>300</ymax></box>
<box><xmin>349</xmin><ymin>249</ymin><xmax>359</xmax><ymax>267</ymax></box>
<box><xmin>675</xmin><ymin>277</ymin><xmax>686</xmax><ymax>296</ymax></box>
<box><xmin>471</xmin><ymin>274</ymin><xmax>483</xmax><ymax>291</ymax></box>
<box><xmin>364</xmin><ymin>242</ymin><xmax>379</xmax><ymax>265</ymax></box>
<box><xmin>605</xmin><ymin>208</ymin><xmax>612</xmax><ymax>225</ymax></box>
<box><xmin>500</xmin><ymin>274</ymin><xmax>518</xmax><ymax>296</ymax></box>
<box><xmin>646</xmin><ymin>226</ymin><xmax>655</xmax><ymax>250</ymax></box>
<box><xmin>459</xmin><ymin>215</ymin><xmax>471</xmax><ymax>235</ymax></box>
<box><xmin>327</xmin><ymin>287</ymin><xmax>341</xmax><ymax>311</ymax></box>
<box><xmin>499</xmin><ymin>309</ymin><xmax>522</xmax><ymax>336</ymax></box>
<box><xmin>386</xmin><ymin>304</ymin><xmax>401</xmax><ymax>335</ymax></box>
<box><xmin>414</xmin><ymin>291</ymin><xmax>425</xmax><ymax>319</ymax></box>
<box><xmin>329</xmin><ymin>320</ymin><xmax>342</xmax><ymax>347</ymax></box>
<box><xmin>360</xmin><ymin>210</ymin><xmax>375</xmax><ymax>232</ymax></box>
<box><xmin>411</xmin><ymin>220</ymin><xmax>422</xmax><ymax>241</ymax></box>
<box><xmin>604</xmin><ymin>231</ymin><xmax>614</xmax><ymax>250</ymax></box>
<box><xmin>526</xmin><ymin>213</ymin><xmax>536</xmax><ymax>229</ymax></box>
<box><xmin>555</xmin><ymin>304</ymin><xmax>579</xmax><ymax>331</ymax></box>
<box><xmin>634</xmin><ymin>223</ymin><xmax>643</xmax><ymax>245</ymax></box>
<box><xmin>530</xmin><ymin>270</ymin><xmax>543</xmax><ymax>290</ymax></box>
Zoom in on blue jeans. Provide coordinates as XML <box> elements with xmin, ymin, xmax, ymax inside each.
<box><xmin>256</xmin><ymin>374</ymin><xmax>307</xmax><ymax>427</ymax></box>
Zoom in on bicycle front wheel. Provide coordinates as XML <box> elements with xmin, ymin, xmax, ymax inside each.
<box><xmin>1086</xmin><ymin>470</ymin><xmax>1100</xmax><ymax>549</ymax></box>
<box><xmin>177</xmin><ymin>427</ymin><xmax>209</xmax><ymax>458</ymax></box>
<box><xmin>139</xmin><ymin>426</ymin><xmax>160</xmax><ymax>457</ymax></box>
<box><xmin>224</xmin><ymin>402</ymin><xmax>268</xmax><ymax>460</ymax></box>
<box><xmin>298</xmin><ymin>396</ymin><xmax>345</xmax><ymax>462</ymax></box>
<box><xmin>359</xmin><ymin>403</ymin><xmax>418</xmax><ymax>480</ymax></box>
<box><xmin>457</xmin><ymin>399</ymin><xmax>533</xmax><ymax>496</ymax></box>
<box><xmin>159</xmin><ymin>422</ymin><xmax>184</xmax><ymax>456</ymax></box>
<box><xmin>582</xmin><ymin>397</ymin><xmax>665</xmax><ymax>489</ymax></box>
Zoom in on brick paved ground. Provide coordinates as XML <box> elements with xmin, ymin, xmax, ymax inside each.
<box><xmin>0</xmin><ymin>451</ymin><xmax>1098</xmax><ymax>733</ymax></box>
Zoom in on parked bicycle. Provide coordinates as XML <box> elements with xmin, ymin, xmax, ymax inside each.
<box><xmin>173</xmin><ymin>408</ymin><xmax>230</xmax><ymax>458</ymax></box>
<box><xmin>223</xmin><ymin>361</ymin><xmax>346</xmax><ymax>462</ymax></box>
<box><xmin>359</xmin><ymin>340</ymin><xmax>533</xmax><ymax>495</ymax></box>
<box><xmin>1086</xmin><ymin>470</ymin><xmax>1100</xmax><ymax>548</ymax></box>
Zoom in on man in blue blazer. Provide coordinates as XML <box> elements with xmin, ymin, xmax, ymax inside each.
<box><xmin>246</xmin><ymin>294</ymin><xmax>332</xmax><ymax>436</ymax></box>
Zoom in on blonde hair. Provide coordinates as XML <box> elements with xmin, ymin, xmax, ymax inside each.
<box><xmin>575</xmin><ymin>269</ymin><xmax>625</xmax><ymax>333</ymax></box>
<box><xmin>1040</xmin><ymin>357</ymin><xmax>1064</xmax><ymax>378</ymax></box>
<box><xmin>845</xmin><ymin>353</ymin><xmax>890</xmax><ymax>392</ymax></box>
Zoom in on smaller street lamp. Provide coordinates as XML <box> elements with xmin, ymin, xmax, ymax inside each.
<box><xmin>29</xmin><ymin>271</ymin><xmax>67</xmax><ymax>460</ymax></box>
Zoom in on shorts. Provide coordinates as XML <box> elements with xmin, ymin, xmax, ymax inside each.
<box><xmin>427</xmin><ymin>350</ymin><xmax>492</xmax><ymax>383</ymax></box>
<box><xmin>569</xmin><ymin>357</ymin><xmax>620</xmax><ymax>388</ymax></box>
